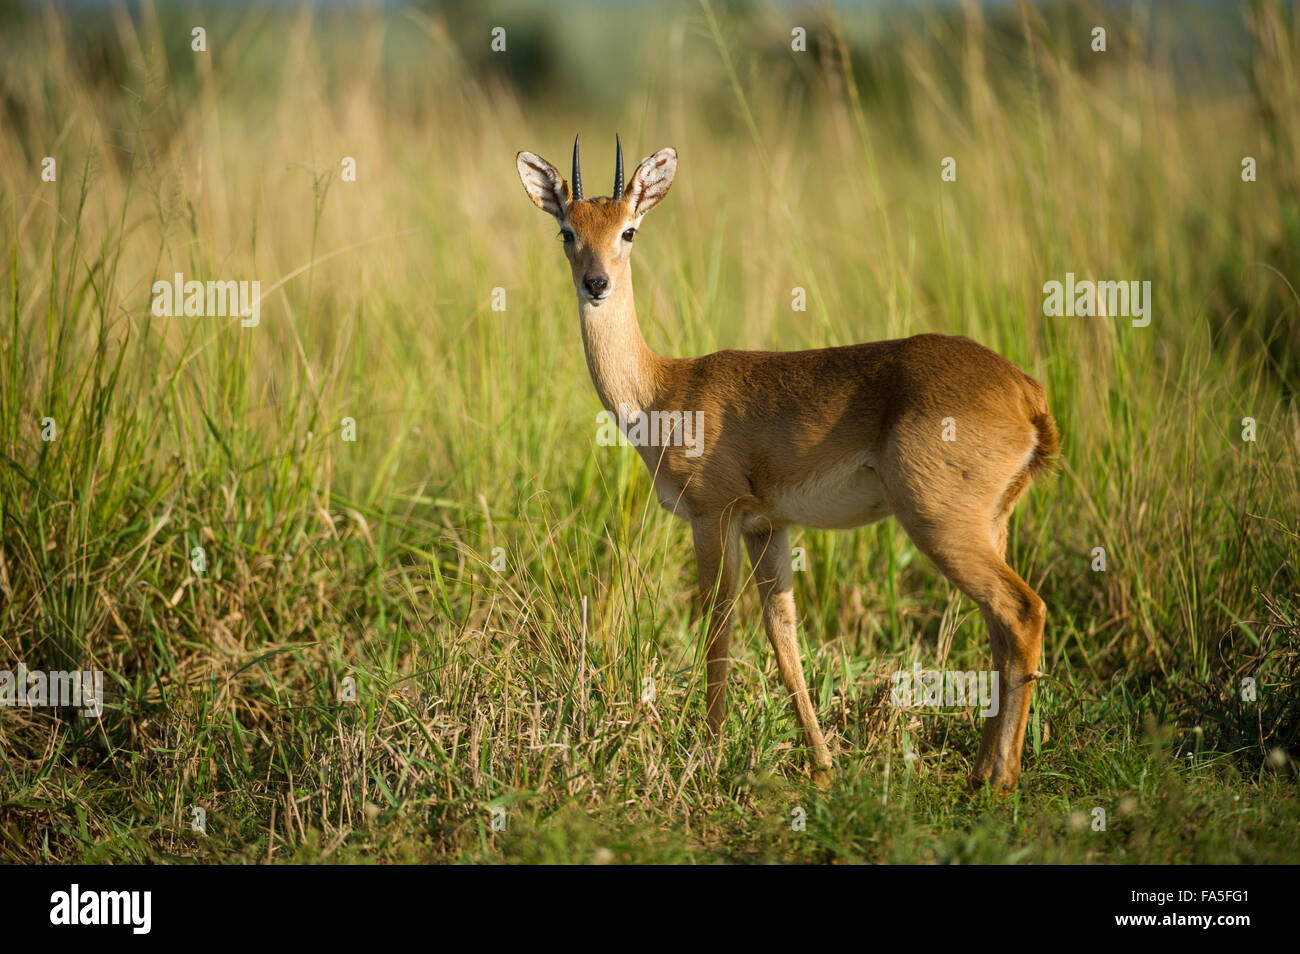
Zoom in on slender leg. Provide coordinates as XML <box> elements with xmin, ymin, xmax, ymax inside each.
<box><xmin>744</xmin><ymin>525</ymin><xmax>834</xmax><ymax>783</ymax></box>
<box><xmin>969</xmin><ymin>604</ymin><xmax>1011</xmax><ymax>786</ymax></box>
<box><xmin>933</xmin><ymin>556</ymin><xmax>1041</xmax><ymax>792</ymax></box>
<box><xmin>970</xmin><ymin>510</ymin><xmax>1011</xmax><ymax>784</ymax></box>
<box><xmin>894</xmin><ymin>512</ymin><xmax>1045</xmax><ymax>792</ymax></box>
<box><xmin>691</xmin><ymin>514</ymin><xmax>741</xmax><ymax>735</ymax></box>
<box><xmin>986</xmin><ymin>566</ymin><xmax>1045</xmax><ymax>789</ymax></box>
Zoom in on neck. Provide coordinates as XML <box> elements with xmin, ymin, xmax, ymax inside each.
<box><xmin>577</xmin><ymin>273</ymin><xmax>660</xmax><ymax>413</ymax></box>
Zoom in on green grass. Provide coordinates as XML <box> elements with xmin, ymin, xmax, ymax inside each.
<box><xmin>0</xmin><ymin>0</ymin><xmax>1297</xmax><ymax>863</ymax></box>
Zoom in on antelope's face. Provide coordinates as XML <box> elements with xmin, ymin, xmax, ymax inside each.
<box><xmin>558</xmin><ymin>199</ymin><xmax>637</xmax><ymax>303</ymax></box>
<box><xmin>517</xmin><ymin>137</ymin><xmax>677</xmax><ymax>307</ymax></box>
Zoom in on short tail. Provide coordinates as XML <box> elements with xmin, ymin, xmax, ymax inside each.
<box><xmin>995</xmin><ymin>392</ymin><xmax>1059</xmax><ymax>532</ymax></box>
<box><xmin>1027</xmin><ymin>409</ymin><xmax>1060</xmax><ymax>479</ymax></box>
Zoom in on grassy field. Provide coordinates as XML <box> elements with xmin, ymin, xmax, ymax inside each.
<box><xmin>1</xmin><ymin>0</ymin><xmax>1298</xmax><ymax>864</ymax></box>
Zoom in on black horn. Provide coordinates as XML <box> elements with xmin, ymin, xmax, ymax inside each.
<box><xmin>613</xmin><ymin>134</ymin><xmax>624</xmax><ymax>200</ymax></box>
<box><xmin>571</xmin><ymin>135</ymin><xmax>583</xmax><ymax>201</ymax></box>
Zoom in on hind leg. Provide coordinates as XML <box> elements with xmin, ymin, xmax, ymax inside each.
<box><xmin>971</xmin><ymin>572</ymin><xmax>1043</xmax><ymax>791</ymax></box>
<box><xmin>973</xmin><ymin>511</ymin><xmax>1012</xmax><ymax>782</ymax></box>
<box><xmin>892</xmin><ymin>507</ymin><xmax>1045</xmax><ymax>792</ymax></box>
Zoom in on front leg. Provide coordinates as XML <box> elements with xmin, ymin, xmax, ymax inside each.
<box><xmin>744</xmin><ymin>525</ymin><xmax>834</xmax><ymax>783</ymax></box>
<box><xmin>691</xmin><ymin>514</ymin><xmax>741</xmax><ymax>735</ymax></box>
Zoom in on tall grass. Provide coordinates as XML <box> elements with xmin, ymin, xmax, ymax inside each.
<box><xmin>0</xmin><ymin>0</ymin><xmax>1297</xmax><ymax>863</ymax></box>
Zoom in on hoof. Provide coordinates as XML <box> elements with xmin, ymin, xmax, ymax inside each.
<box><xmin>968</xmin><ymin>770</ymin><xmax>1019</xmax><ymax>796</ymax></box>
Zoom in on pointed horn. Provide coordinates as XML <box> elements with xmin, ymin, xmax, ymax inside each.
<box><xmin>613</xmin><ymin>134</ymin><xmax>624</xmax><ymax>200</ymax></box>
<box><xmin>571</xmin><ymin>135</ymin><xmax>583</xmax><ymax>201</ymax></box>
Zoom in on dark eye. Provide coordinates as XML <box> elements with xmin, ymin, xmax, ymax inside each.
<box><xmin>622</xmin><ymin>228</ymin><xmax>636</xmax><ymax>242</ymax></box>
<box><xmin>559</xmin><ymin>229</ymin><xmax>574</xmax><ymax>243</ymax></box>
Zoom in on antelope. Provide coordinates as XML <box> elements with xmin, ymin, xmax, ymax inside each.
<box><xmin>516</xmin><ymin>136</ymin><xmax>1059</xmax><ymax>792</ymax></box>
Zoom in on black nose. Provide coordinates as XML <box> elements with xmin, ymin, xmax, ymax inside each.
<box><xmin>584</xmin><ymin>275</ymin><xmax>609</xmax><ymax>296</ymax></box>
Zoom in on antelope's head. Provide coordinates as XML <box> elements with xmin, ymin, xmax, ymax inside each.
<box><xmin>517</xmin><ymin>136</ymin><xmax>676</xmax><ymax>306</ymax></box>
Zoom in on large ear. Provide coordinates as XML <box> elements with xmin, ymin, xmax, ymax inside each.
<box><xmin>624</xmin><ymin>148</ymin><xmax>677</xmax><ymax>218</ymax></box>
<box><xmin>517</xmin><ymin>151</ymin><xmax>570</xmax><ymax>219</ymax></box>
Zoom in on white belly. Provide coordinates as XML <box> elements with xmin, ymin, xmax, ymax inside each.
<box><xmin>760</xmin><ymin>457</ymin><xmax>892</xmax><ymax>530</ymax></box>
<box><xmin>650</xmin><ymin>457</ymin><xmax>891</xmax><ymax>530</ymax></box>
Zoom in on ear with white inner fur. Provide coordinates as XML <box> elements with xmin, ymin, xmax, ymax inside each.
<box><xmin>624</xmin><ymin>148</ymin><xmax>677</xmax><ymax>218</ymax></box>
<box><xmin>516</xmin><ymin>151</ymin><xmax>570</xmax><ymax>220</ymax></box>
